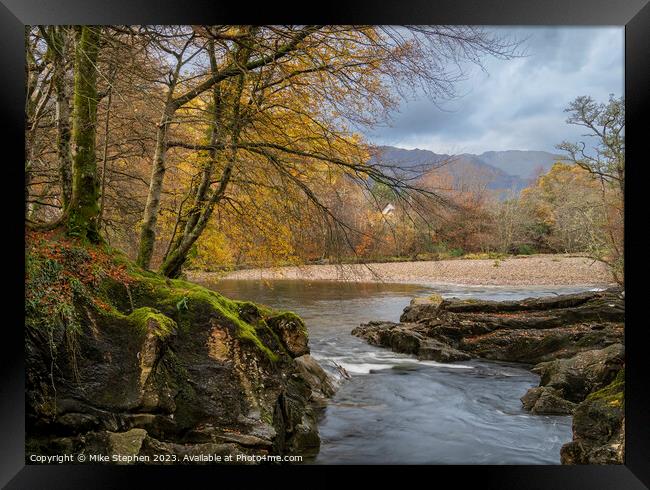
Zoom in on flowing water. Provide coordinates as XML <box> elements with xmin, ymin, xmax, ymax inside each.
<box><xmin>198</xmin><ymin>278</ymin><xmax>598</xmax><ymax>465</ymax></box>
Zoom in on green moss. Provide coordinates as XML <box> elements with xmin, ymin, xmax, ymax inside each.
<box><xmin>125</xmin><ymin>270</ymin><xmax>280</xmax><ymax>361</ymax></box>
<box><xmin>586</xmin><ymin>368</ymin><xmax>625</xmax><ymax>407</ymax></box>
<box><xmin>101</xmin><ymin>243</ymin><xmax>131</xmax><ymax>265</ymax></box>
<box><xmin>26</xmin><ymin>253</ymin><xmax>87</xmax><ymax>334</ymax></box>
<box><xmin>268</xmin><ymin>311</ymin><xmax>308</xmax><ymax>336</ymax></box>
<box><xmin>67</xmin><ymin>26</ymin><xmax>101</xmax><ymax>243</ymax></box>
<box><xmin>26</xmin><ymin>233</ymin><xmax>296</xmax><ymax>364</ymax></box>
<box><xmin>236</xmin><ymin>300</ymin><xmax>274</xmax><ymax>318</ymax></box>
<box><xmin>260</xmin><ymin>407</ymin><xmax>274</xmax><ymax>426</ymax></box>
<box><xmin>127</xmin><ymin>307</ymin><xmax>177</xmax><ymax>339</ymax></box>
<box><xmin>254</xmin><ymin>319</ymin><xmax>290</xmax><ymax>357</ymax></box>
<box><xmin>428</xmin><ymin>293</ymin><xmax>444</xmax><ymax>306</ymax></box>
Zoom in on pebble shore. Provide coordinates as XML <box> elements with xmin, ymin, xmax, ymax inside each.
<box><xmin>189</xmin><ymin>255</ymin><xmax>614</xmax><ymax>287</ymax></box>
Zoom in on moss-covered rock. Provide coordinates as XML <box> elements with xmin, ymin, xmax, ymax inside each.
<box><xmin>560</xmin><ymin>368</ymin><xmax>624</xmax><ymax>464</ymax></box>
<box><xmin>128</xmin><ymin>307</ymin><xmax>177</xmax><ymax>339</ymax></box>
<box><xmin>25</xmin><ymin>231</ymin><xmax>333</xmax><ymax>464</ymax></box>
<box><xmin>267</xmin><ymin>311</ymin><xmax>310</xmax><ymax>358</ymax></box>
<box><xmin>521</xmin><ymin>343</ymin><xmax>624</xmax><ymax>415</ymax></box>
<box><xmin>106</xmin><ymin>429</ymin><xmax>148</xmax><ymax>461</ymax></box>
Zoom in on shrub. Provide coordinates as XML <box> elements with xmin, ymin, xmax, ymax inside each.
<box><xmin>515</xmin><ymin>244</ymin><xmax>536</xmax><ymax>255</ymax></box>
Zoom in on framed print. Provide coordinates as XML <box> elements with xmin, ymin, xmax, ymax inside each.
<box><xmin>2</xmin><ymin>0</ymin><xmax>649</xmax><ymax>488</ymax></box>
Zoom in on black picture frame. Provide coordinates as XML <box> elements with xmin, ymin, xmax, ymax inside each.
<box><xmin>2</xmin><ymin>1</ymin><xmax>649</xmax><ymax>487</ymax></box>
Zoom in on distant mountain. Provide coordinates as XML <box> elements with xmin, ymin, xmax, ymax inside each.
<box><xmin>478</xmin><ymin>150</ymin><xmax>564</xmax><ymax>179</ymax></box>
<box><xmin>369</xmin><ymin>146</ymin><xmax>565</xmax><ymax>194</ymax></box>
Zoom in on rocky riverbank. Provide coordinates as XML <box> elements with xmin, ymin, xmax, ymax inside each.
<box><xmin>26</xmin><ymin>231</ymin><xmax>335</xmax><ymax>464</ymax></box>
<box><xmin>210</xmin><ymin>255</ymin><xmax>615</xmax><ymax>287</ymax></box>
<box><xmin>352</xmin><ymin>288</ymin><xmax>625</xmax><ymax>464</ymax></box>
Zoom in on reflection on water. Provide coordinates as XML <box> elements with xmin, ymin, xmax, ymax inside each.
<box><xmin>198</xmin><ymin>279</ymin><xmax>593</xmax><ymax>464</ymax></box>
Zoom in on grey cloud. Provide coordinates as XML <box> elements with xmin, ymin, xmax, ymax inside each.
<box><xmin>366</xmin><ymin>27</ymin><xmax>624</xmax><ymax>154</ymax></box>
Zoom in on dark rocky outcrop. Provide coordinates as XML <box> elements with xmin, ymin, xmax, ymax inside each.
<box><xmin>521</xmin><ymin>343</ymin><xmax>624</xmax><ymax>415</ymax></box>
<box><xmin>294</xmin><ymin>354</ymin><xmax>338</xmax><ymax>407</ymax></box>
<box><xmin>350</xmin><ymin>321</ymin><xmax>471</xmax><ymax>362</ymax></box>
<box><xmin>560</xmin><ymin>369</ymin><xmax>625</xmax><ymax>464</ymax></box>
<box><xmin>25</xmin><ymin>232</ymin><xmax>334</xmax><ymax>464</ymax></box>
<box><xmin>352</xmin><ymin>287</ymin><xmax>625</xmax><ymax>464</ymax></box>
<box><xmin>354</xmin><ymin>289</ymin><xmax>623</xmax><ymax>365</ymax></box>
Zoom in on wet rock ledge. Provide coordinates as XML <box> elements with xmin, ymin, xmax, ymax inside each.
<box><xmin>352</xmin><ymin>288</ymin><xmax>625</xmax><ymax>464</ymax></box>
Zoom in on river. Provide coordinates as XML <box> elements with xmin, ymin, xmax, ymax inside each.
<box><xmin>197</xmin><ymin>278</ymin><xmax>595</xmax><ymax>464</ymax></box>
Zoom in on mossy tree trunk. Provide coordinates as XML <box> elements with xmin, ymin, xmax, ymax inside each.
<box><xmin>67</xmin><ymin>26</ymin><xmax>101</xmax><ymax>242</ymax></box>
<box><xmin>41</xmin><ymin>25</ymin><xmax>74</xmax><ymax>212</ymax></box>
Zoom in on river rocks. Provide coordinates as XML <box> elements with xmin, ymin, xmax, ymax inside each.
<box><xmin>354</xmin><ymin>287</ymin><xmax>625</xmax><ymax>465</ymax></box>
<box><xmin>560</xmin><ymin>369</ymin><xmax>625</xmax><ymax>464</ymax></box>
<box><xmin>521</xmin><ymin>344</ymin><xmax>624</xmax><ymax>415</ymax></box>
<box><xmin>351</xmin><ymin>321</ymin><xmax>471</xmax><ymax>362</ymax></box>
<box><xmin>267</xmin><ymin>312</ymin><xmax>310</xmax><ymax>358</ymax></box>
<box><xmin>354</xmin><ymin>288</ymin><xmax>624</xmax><ymax>365</ymax></box>
<box><xmin>401</xmin><ymin>289</ymin><xmax>624</xmax><ymax>323</ymax></box>
<box><xmin>105</xmin><ymin>429</ymin><xmax>148</xmax><ymax>462</ymax></box>
<box><xmin>25</xmin><ymin>236</ymin><xmax>334</xmax><ymax>464</ymax></box>
<box><xmin>521</xmin><ymin>387</ymin><xmax>578</xmax><ymax>414</ymax></box>
<box><xmin>294</xmin><ymin>354</ymin><xmax>338</xmax><ymax>406</ymax></box>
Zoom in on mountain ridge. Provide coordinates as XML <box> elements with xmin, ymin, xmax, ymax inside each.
<box><xmin>370</xmin><ymin>146</ymin><xmax>565</xmax><ymax>193</ymax></box>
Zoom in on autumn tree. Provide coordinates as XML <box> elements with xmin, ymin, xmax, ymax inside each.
<box><xmin>556</xmin><ymin>95</ymin><xmax>624</xmax><ymax>283</ymax></box>
<box><xmin>32</xmin><ymin>26</ymin><xmax>74</xmax><ymax>215</ymax></box>
<box><xmin>557</xmin><ymin>95</ymin><xmax>624</xmax><ymax>197</ymax></box>
<box><xmin>25</xmin><ymin>27</ymin><xmax>58</xmax><ymax>222</ymax></box>
<box><xmin>518</xmin><ymin>163</ymin><xmax>604</xmax><ymax>252</ymax></box>
<box><xmin>135</xmin><ymin>25</ymin><xmax>323</xmax><ymax>269</ymax></box>
<box><xmin>24</xmin><ymin>25</ymin><xmax>521</xmax><ymax>276</ymax></box>
<box><xmin>133</xmin><ymin>26</ymin><xmax>520</xmax><ymax>276</ymax></box>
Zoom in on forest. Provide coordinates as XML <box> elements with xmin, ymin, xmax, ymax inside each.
<box><xmin>25</xmin><ymin>25</ymin><xmax>624</xmax><ymax>282</ymax></box>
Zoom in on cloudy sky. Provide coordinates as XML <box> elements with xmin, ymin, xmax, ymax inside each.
<box><xmin>365</xmin><ymin>27</ymin><xmax>624</xmax><ymax>155</ymax></box>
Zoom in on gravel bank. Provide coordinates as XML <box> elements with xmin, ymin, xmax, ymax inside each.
<box><xmin>189</xmin><ymin>255</ymin><xmax>615</xmax><ymax>287</ymax></box>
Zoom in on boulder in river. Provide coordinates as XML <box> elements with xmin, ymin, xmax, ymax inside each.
<box><xmin>560</xmin><ymin>368</ymin><xmax>625</xmax><ymax>464</ymax></box>
<box><xmin>350</xmin><ymin>321</ymin><xmax>471</xmax><ymax>362</ymax></box>
<box><xmin>521</xmin><ymin>343</ymin><xmax>624</xmax><ymax>415</ymax></box>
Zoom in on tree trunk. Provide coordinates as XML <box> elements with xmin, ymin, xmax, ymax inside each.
<box><xmin>136</xmin><ymin>104</ymin><xmax>173</xmax><ymax>268</ymax></box>
<box><xmin>66</xmin><ymin>26</ymin><xmax>101</xmax><ymax>242</ymax></box>
<box><xmin>159</xmin><ymin>54</ymin><xmax>246</xmax><ymax>278</ymax></box>
<box><xmin>161</xmin><ymin>83</ymin><xmax>222</xmax><ymax>270</ymax></box>
<box><xmin>24</xmin><ymin>28</ymin><xmax>33</xmax><ymax>220</ymax></box>
<box><xmin>51</xmin><ymin>26</ymin><xmax>73</xmax><ymax>212</ymax></box>
<box><xmin>137</xmin><ymin>26</ymin><xmax>306</xmax><ymax>270</ymax></box>
<box><xmin>158</xmin><ymin>161</ymin><xmax>234</xmax><ymax>278</ymax></box>
<box><xmin>98</xmin><ymin>71</ymin><xmax>115</xmax><ymax>226</ymax></box>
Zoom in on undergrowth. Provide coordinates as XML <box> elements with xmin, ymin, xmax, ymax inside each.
<box><xmin>25</xmin><ymin>229</ymin><xmax>286</xmax><ymax>363</ymax></box>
